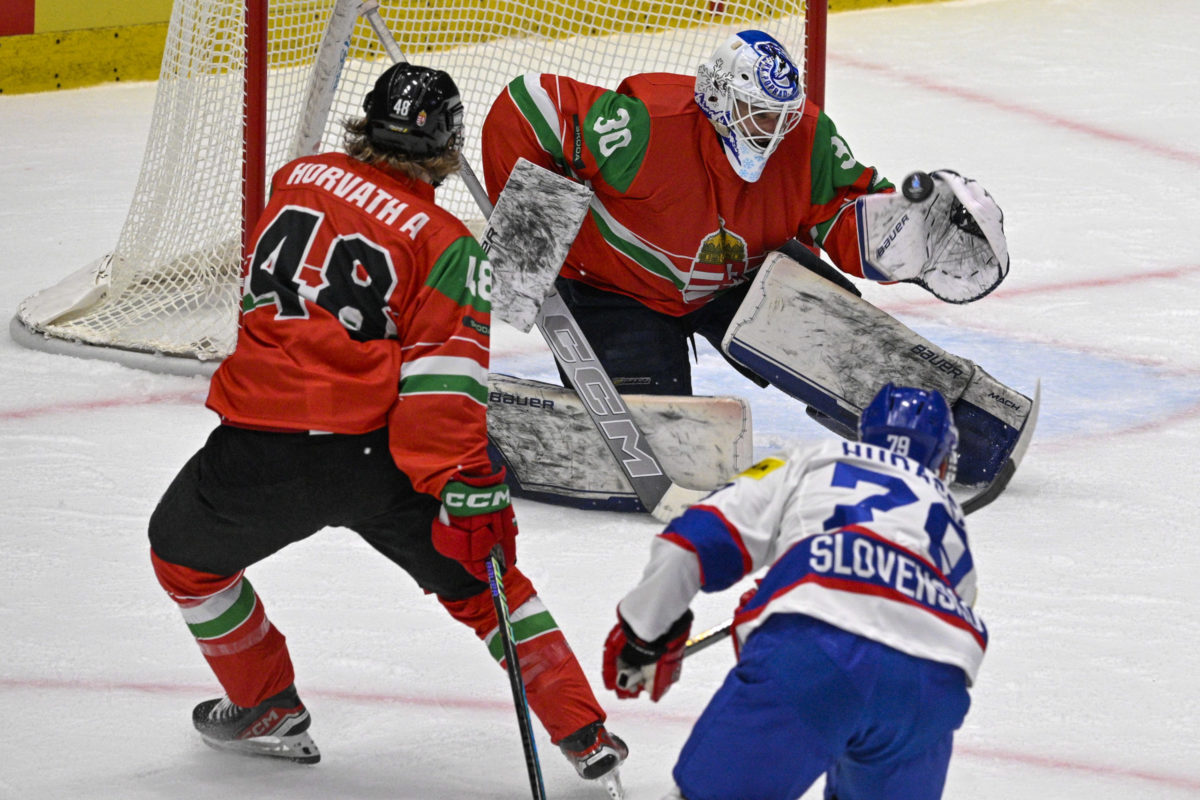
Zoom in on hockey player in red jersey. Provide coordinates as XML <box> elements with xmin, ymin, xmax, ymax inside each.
<box><xmin>482</xmin><ymin>29</ymin><xmax>895</xmax><ymax>393</ymax></box>
<box><xmin>481</xmin><ymin>30</ymin><xmax>1023</xmax><ymax>488</ymax></box>
<box><xmin>146</xmin><ymin>62</ymin><xmax>626</xmax><ymax>787</ymax></box>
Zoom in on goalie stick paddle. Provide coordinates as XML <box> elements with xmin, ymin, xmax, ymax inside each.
<box><xmin>683</xmin><ymin>382</ymin><xmax>1040</xmax><ymax>659</ymax></box>
<box><xmin>536</xmin><ymin>292</ymin><xmax>709</xmax><ymax>522</ymax></box>
<box><xmin>487</xmin><ymin>548</ymin><xmax>548</xmax><ymax>800</ymax></box>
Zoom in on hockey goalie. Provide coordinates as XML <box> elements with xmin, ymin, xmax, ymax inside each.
<box><xmin>481</xmin><ymin>29</ymin><xmax>1035</xmax><ymax>490</ymax></box>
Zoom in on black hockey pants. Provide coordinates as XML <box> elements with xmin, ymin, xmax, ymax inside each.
<box><xmin>148</xmin><ymin>424</ymin><xmax>485</xmax><ymax>601</ymax></box>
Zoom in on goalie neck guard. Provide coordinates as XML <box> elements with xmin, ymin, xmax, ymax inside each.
<box><xmin>694</xmin><ymin>30</ymin><xmax>804</xmax><ymax>183</ymax></box>
<box><xmin>859</xmin><ymin>383</ymin><xmax>959</xmax><ymax>482</ymax></box>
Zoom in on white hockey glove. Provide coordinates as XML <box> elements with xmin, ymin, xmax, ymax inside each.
<box><xmin>855</xmin><ymin>170</ymin><xmax>1009</xmax><ymax>303</ymax></box>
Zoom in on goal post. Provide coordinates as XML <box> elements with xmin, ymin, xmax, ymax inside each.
<box><xmin>12</xmin><ymin>0</ymin><xmax>825</xmax><ymax>375</ymax></box>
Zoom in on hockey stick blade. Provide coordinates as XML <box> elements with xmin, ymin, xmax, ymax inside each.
<box><xmin>960</xmin><ymin>378</ymin><xmax>1040</xmax><ymax>515</ymax></box>
<box><xmin>650</xmin><ymin>483</ymin><xmax>711</xmax><ymax>523</ymax></box>
<box><xmin>685</xmin><ymin>381</ymin><xmax>1041</xmax><ymax>658</ymax></box>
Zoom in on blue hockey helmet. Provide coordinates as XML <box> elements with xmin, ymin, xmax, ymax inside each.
<box><xmin>695</xmin><ymin>30</ymin><xmax>805</xmax><ymax>183</ymax></box>
<box><xmin>859</xmin><ymin>383</ymin><xmax>959</xmax><ymax>480</ymax></box>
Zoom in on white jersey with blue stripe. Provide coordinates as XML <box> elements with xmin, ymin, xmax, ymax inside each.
<box><xmin>618</xmin><ymin>439</ymin><xmax>987</xmax><ymax>683</ymax></box>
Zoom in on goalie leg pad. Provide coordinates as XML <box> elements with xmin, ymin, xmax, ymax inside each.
<box><xmin>722</xmin><ymin>252</ymin><xmax>1033</xmax><ymax>486</ymax></box>
<box><xmin>952</xmin><ymin>366</ymin><xmax>1035</xmax><ymax>486</ymax></box>
<box><xmin>486</xmin><ymin>373</ymin><xmax>753</xmax><ymax>510</ymax></box>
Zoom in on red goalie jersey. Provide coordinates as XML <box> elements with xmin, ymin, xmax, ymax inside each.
<box><xmin>482</xmin><ymin>72</ymin><xmax>894</xmax><ymax>316</ymax></box>
<box><xmin>207</xmin><ymin>152</ymin><xmax>494</xmax><ymax>496</ymax></box>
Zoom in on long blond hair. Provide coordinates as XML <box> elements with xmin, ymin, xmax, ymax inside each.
<box><xmin>342</xmin><ymin>117</ymin><xmax>462</xmax><ymax>186</ymax></box>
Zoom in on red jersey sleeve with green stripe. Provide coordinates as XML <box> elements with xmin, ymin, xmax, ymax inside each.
<box><xmin>480</xmin><ymin>73</ymin><xmax>895</xmax><ymax>310</ymax></box>
<box><xmin>388</xmin><ymin>233</ymin><xmax>495</xmax><ymax>497</ymax></box>
<box><xmin>803</xmin><ymin>111</ymin><xmax>895</xmax><ymax>278</ymax></box>
<box><xmin>481</xmin><ymin>73</ymin><xmax>631</xmax><ymax>203</ymax></box>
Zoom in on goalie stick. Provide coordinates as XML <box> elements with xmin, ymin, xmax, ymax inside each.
<box><xmin>681</xmin><ymin>382</ymin><xmax>1040</xmax><ymax>659</ymax></box>
<box><xmin>361</xmin><ymin>4</ymin><xmax>707</xmax><ymax>523</ymax></box>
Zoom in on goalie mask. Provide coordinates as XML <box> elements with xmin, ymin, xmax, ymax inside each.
<box><xmin>362</xmin><ymin>63</ymin><xmax>464</xmax><ymax>158</ymax></box>
<box><xmin>859</xmin><ymin>383</ymin><xmax>959</xmax><ymax>482</ymax></box>
<box><xmin>695</xmin><ymin>30</ymin><xmax>804</xmax><ymax>183</ymax></box>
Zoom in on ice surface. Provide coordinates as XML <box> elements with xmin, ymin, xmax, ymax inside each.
<box><xmin>2</xmin><ymin>0</ymin><xmax>1199</xmax><ymax>797</ymax></box>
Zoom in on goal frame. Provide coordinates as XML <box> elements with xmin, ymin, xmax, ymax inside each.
<box><xmin>12</xmin><ymin>0</ymin><xmax>829</xmax><ymax>377</ymax></box>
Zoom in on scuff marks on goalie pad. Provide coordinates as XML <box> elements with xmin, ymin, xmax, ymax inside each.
<box><xmin>483</xmin><ymin>158</ymin><xmax>593</xmax><ymax>334</ymax></box>
<box><xmin>485</xmin><ymin>374</ymin><xmax>753</xmax><ymax>511</ymax></box>
<box><xmin>721</xmin><ymin>252</ymin><xmax>1034</xmax><ymax>487</ymax></box>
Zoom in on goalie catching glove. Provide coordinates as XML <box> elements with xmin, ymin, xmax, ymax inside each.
<box><xmin>856</xmin><ymin>169</ymin><xmax>1009</xmax><ymax>303</ymax></box>
<box><xmin>431</xmin><ymin>468</ymin><xmax>517</xmax><ymax>582</ymax></box>
<box><xmin>603</xmin><ymin>609</ymin><xmax>693</xmax><ymax>702</ymax></box>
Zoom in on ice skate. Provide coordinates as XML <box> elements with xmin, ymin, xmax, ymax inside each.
<box><xmin>559</xmin><ymin>721</ymin><xmax>628</xmax><ymax>799</ymax></box>
<box><xmin>192</xmin><ymin>684</ymin><xmax>320</xmax><ymax>764</ymax></box>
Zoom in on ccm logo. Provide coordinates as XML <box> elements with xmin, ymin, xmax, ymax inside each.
<box><xmin>246</xmin><ymin>710</ymin><xmax>280</xmax><ymax>737</ymax></box>
<box><xmin>444</xmin><ymin>487</ymin><xmax>511</xmax><ymax>511</ymax></box>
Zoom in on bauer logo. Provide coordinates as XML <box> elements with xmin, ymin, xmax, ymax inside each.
<box><xmin>910</xmin><ymin>345</ymin><xmax>965</xmax><ymax>379</ymax></box>
<box><xmin>876</xmin><ymin>213</ymin><xmax>909</xmax><ymax>260</ymax></box>
<box><xmin>488</xmin><ymin>391</ymin><xmax>555</xmax><ymax>410</ymax></box>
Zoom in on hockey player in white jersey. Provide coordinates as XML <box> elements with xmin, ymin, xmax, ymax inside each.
<box><xmin>603</xmin><ymin>383</ymin><xmax>985</xmax><ymax>800</ymax></box>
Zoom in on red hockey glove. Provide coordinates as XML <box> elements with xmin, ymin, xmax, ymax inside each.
<box><xmin>431</xmin><ymin>468</ymin><xmax>517</xmax><ymax>582</ymax></box>
<box><xmin>602</xmin><ymin>609</ymin><xmax>693</xmax><ymax>702</ymax></box>
<box><xmin>731</xmin><ymin>580</ymin><xmax>762</xmax><ymax>659</ymax></box>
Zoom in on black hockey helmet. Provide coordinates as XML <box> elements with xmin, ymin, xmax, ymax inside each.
<box><xmin>362</xmin><ymin>63</ymin><xmax>464</xmax><ymax>158</ymax></box>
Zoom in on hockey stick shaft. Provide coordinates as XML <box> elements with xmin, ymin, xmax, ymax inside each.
<box><xmin>487</xmin><ymin>548</ymin><xmax>548</xmax><ymax>800</ymax></box>
<box><xmin>361</xmin><ymin>6</ymin><xmax>706</xmax><ymax>521</ymax></box>
<box><xmin>683</xmin><ymin>618</ymin><xmax>734</xmax><ymax>657</ymax></box>
<box><xmin>360</xmin><ymin>15</ymin><xmax>546</xmax><ymax>794</ymax></box>
<box><xmin>360</xmin><ymin>3</ymin><xmax>511</xmax><ymax>222</ymax></box>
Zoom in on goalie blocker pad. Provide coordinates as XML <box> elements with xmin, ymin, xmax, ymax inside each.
<box><xmin>486</xmin><ymin>374</ymin><xmax>753</xmax><ymax>512</ymax></box>
<box><xmin>484</xmin><ymin>158</ymin><xmax>593</xmax><ymax>333</ymax></box>
<box><xmin>721</xmin><ymin>252</ymin><xmax>1034</xmax><ymax>487</ymax></box>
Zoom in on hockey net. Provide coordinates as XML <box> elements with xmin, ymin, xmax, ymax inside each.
<box><xmin>12</xmin><ymin>0</ymin><xmax>819</xmax><ymax>373</ymax></box>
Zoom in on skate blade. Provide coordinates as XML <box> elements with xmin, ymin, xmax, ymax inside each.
<box><xmin>598</xmin><ymin>768</ymin><xmax>625</xmax><ymax>800</ymax></box>
<box><xmin>200</xmin><ymin>730</ymin><xmax>321</xmax><ymax>764</ymax></box>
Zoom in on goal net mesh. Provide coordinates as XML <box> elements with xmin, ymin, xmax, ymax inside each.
<box><xmin>15</xmin><ymin>0</ymin><xmax>809</xmax><ymax>366</ymax></box>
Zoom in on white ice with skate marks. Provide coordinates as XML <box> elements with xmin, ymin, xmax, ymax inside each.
<box><xmin>3</xmin><ymin>0</ymin><xmax>1200</xmax><ymax>798</ymax></box>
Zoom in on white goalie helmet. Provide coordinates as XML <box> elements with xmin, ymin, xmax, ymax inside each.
<box><xmin>695</xmin><ymin>30</ymin><xmax>805</xmax><ymax>182</ymax></box>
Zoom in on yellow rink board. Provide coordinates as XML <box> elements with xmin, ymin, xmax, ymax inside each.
<box><xmin>1</xmin><ymin>0</ymin><xmax>947</xmax><ymax>95</ymax></box>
